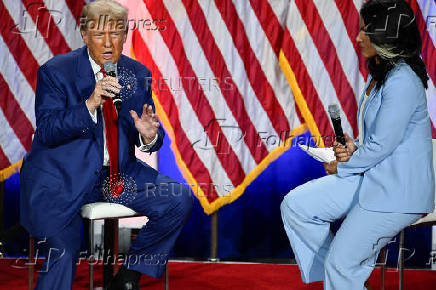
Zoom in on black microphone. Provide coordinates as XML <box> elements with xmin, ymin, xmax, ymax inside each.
<box><xmin>103</xmin><ymin>61</ymin><xmax>122</xmax><ymax>113</ymax></box>
<box><xmin>328</xmin><ymin>104</ymin><xmax>346</xmax><ymax>146</ymax></box>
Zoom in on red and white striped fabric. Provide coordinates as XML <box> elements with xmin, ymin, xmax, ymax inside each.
<box><xmin>128</xmin><ymin>0</ymin><xmax>436</xmax><ymax>214</ymax></box>
<box><xmin>129</xmin><ymin>0</ymin><xmax>304</xmax><ymax>214</ymax></box>
<box><xmin>0</xmin><ymin>0</ymin><xmax>86</xmax><ymax>180</ymax></box>
<box><xmin>1</xmin><ymin>0</ymin><xmax>435</xmax><ymax>214</ymax></box>
<box><xmin>281</xmin><ymin>0</ymin><xmax>436</xmax><ymax>143</ymax></box>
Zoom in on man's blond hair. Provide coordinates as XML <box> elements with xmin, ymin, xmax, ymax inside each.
<box><xmin>80</xmin><ymin>0</ymin><xmax>128</xmax><ymax>31</ymax></box>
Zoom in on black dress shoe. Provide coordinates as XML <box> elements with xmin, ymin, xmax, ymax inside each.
<box><xmin>107</xmin><ymin>266</ymin><xmax>141</xmax><ymax>290</ymax></box>
<box><xmin>0</xmin><ymin>224</ymin><xmax>27</xmax><ymax>257</ymax></box>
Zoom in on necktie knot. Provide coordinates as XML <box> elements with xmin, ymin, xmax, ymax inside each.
<box><xmin>100</xmin><ymin>67</ymin><xmax>107</xmax><ymax>77</ymax></box>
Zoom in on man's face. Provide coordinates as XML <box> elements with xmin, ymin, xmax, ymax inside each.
<box><xmin>81</xmin><ymin>20</ymin><xmax>127</xmax><ymax>67</ymax></box>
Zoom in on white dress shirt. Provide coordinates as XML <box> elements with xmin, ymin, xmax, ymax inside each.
<box><xmin>86</xmin><ymin>52</ymin><xmax>157</xmax><ymax>166</ymax></box>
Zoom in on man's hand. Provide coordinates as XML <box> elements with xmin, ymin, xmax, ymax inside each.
<box><xmin>130</xmin><ymin>104</ymin><xmax>160</xmax><ymax>144</ymax></box>
<box><xmin>324</xmin><ymin>160</ymin><xmax>338</xmax><ymax>175</ymax></box>
<box><xmin>333</xmin><ymin>133</ymin><xmax>357</xmax><ymax>162</ymax></box>
<box><xmin>85</xmin><ymin>76</ymin><xmax>121</xmax><ymax>113</ymax></box>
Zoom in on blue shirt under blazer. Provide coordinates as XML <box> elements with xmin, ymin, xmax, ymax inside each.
<box><xmin>337</xmin><ymin>61</ymin><xmax>435</xmax><ymax>214</ymax></box>
<box><xmin>20</xmin><ymin>46</ymin><xmax>165</xmax><ymax>238</ymax></box>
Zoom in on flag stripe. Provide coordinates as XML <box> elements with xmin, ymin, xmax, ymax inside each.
<box><xmin>249</xmin><ymin>0</ymin><xmax>304</xmax><ymax>124</ymax></box>
<box><xmin>333</xmin><ymin>0</ymin><xmax>368</xmax><ymax>80</ymax></box>
<box><xmin>195</xmin><ymin>0</ymin><xmax>286</xmax><ymax>152</ymax></box>
<box><xmin>134</xmin><ymin>23</ymin><xmax>232</xmax><ymax>202</ymax></box>
<box><xmin>144</xmin><ymin>0</ymin><xmax>246</xmax><ymax>186</ymax></box>
<box><xmin>20</xmin><ymin>0</ymin><xmax>71</xmax><ymax>54</ymax></box>
<box><xmin>0</xmin><ymin>73</ymin><xmax>33</xmax><ymax>152</ymax></box>
<box><xmin>0</xmin><ymin>145</ymin><xmax>11</xmax><ymax>170</ymax></box>
<box><xmin>248</xmin><ymin>0</ymin><xmax>283</xmax><ymax>57</ymax></box>
<box><xmin>294</xmin><ymin>0</ymin><xmax>358</xmax><ymax>136</ymax></box>
<box><xmin>0</xmin><ymin>1</ymin><xmax>38</xmax><ymax>91</ymax></box>
<box><xmin>230</xmin><ymin>0</ymin><xmax>301</xmax><ymax>137</ymax></box>
<box><xmin>286</xmin><ymin>1</ymin><xmax>355</xmax><ymax>139</ymax></box>
<box><xmin>313</xmin><ymin>0</ymin><xmax>365</xmax><ymax>101</ymax></box>
<box><xmin>407</xmin><ymin>0</ymin><xmax>436</xmax><ymax>135</ymax></box>
<box><xmin>181</xmin><ymin>0</ymin><xmax>269</xmax><ymax>163</ymax></box>
<box><xmin>213</xmin><ymin>0</ymin><xmax>291</xmax><ymax>137</ymax></box>
<box><xmin>163</xmin><ymin>0</ymin><xmax>258</xmax><ymax>174</ymax></box>
<box><xmin>3</xmin><ymin>0</ymin><xmax>54</xmax><ymax>66</ymax></box>
<box><xmin>408</xmin><ymin>0</ymin><xmax>436</xmax><ymax>86</ymax></box>
<box><xmin>416</xmin><ymin>0</ymin><xmax>436</xmax><ymax>46</ymax></box>
<box><xmin>42</xmin><ymin>0</ymin><xmax>83</xmax><ymax>51</ymax></box>
<box><xmin>135</xmin><ymin>0</ymin><xmax>238</xmax><ymax>196</ymax></box>
<box><xmin>64</xmin><ymin>0</ymin><xmax>85</xmax><ymax>24</ymax></box>
<box><xmin>131</xmin><ymin>30</ymin><xmax>220</xmax><ymax>201</ymax></box>
<box><xmin>0</xmin><ymin>34</ymin><xmax>35</xmax><ymax>127</ymax></box>
<box><xmin>282</xmin><ymin>28</ymin><xmax>335</xmax><ymax>144</ymax></box>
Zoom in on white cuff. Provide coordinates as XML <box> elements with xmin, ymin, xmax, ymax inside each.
<box><xmin>138</xmin><ymin>133</ymin><xmax>158</xmax><ymax>152</ymax></box>
<box><xmin>86</xmin><ymin>101</ymin><xmax>97</xmax><ymax>124</ymax></box>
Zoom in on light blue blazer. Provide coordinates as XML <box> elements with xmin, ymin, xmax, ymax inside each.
<box><xmin>337</xmin><ymin>61</ymin><xmax>435</xmax><ymax>214</ymax></box>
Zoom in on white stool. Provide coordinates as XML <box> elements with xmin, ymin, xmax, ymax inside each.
<box><xmin>81</xmin><ymin>202</ymin><xmax>169</xmax><ymax>290</ymax></box>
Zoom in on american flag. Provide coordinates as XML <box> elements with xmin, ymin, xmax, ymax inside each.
<box><xmin>1</xmin><ymin>0</ymin><xmax>435</xmax><ymax>214</ymax></box>
<box><xmin>0</xmin><ymin>0</ymin><xmax>86</xmax><ymax>180</ymax></box>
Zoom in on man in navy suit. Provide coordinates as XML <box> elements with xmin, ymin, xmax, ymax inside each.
<box><xmin>20</xmin><ymin>1</ymin><xmax>192</xmax><ymax>289</ymax></box>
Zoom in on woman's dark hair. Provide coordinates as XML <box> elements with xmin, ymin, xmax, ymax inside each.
<box><xmin>360</xmin><ymin>0</ymin><xmax>429</xmax><ymax>89</ymax></box>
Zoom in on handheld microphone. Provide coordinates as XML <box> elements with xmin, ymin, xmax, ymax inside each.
<box><xmin>103</xmin><ymin>61</ymin><xmax>122</xmax><ymax>113</ymax></box>
<box><xmin>328</xmin><ymin>104</ymin><xmax>346</xmax><ymax>146</ymax></box>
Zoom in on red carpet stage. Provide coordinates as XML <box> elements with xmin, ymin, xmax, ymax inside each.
<box><xmin>1</xmin><ymin>259</ymin><xmax>435</xmax><ymax>289</ymax></box>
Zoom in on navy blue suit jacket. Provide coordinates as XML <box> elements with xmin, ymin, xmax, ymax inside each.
<box><xmin>20</xmin><ymin>46</ymin><xmax>165</xmax><ymax>238</ymax></box>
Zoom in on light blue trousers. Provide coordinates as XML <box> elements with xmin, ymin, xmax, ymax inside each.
<box><xmin>280</xmin><ymin>174</ymin><xmax>421</xmax><ymax>290</ymax></box>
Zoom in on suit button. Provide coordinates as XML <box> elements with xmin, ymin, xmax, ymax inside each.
<box><xmin>94</xmin><ymin>170</ymin><xmax>99</xmax><ymax>175</ymax></box>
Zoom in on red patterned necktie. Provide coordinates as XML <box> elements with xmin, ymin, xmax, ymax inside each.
<box><xmin>100</xmin><ymin>68</ymin><xmax>124</xmax><ymax>198</ymax></box>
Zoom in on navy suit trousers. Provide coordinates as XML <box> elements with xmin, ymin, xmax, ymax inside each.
<box><xmin>35</xmin><ymin>168</ymin><xmax>193</xmax><ymax>290</ymax></box>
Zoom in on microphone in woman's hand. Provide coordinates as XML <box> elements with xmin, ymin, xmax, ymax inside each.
<box><xmin>328</xmin><ymin>104</ymin><xmax>346</xmax><ymax>146</ymax></box>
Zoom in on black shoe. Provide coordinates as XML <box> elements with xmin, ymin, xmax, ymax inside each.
<box><xmin>107</xmin><ymin>266</ymin><xmax>141</xmax><ymax>290</ymax></box>
<box><xmin>0</xmin><ymin>224</ymin><xmax>27</xmax><ymax>257</ymax></box>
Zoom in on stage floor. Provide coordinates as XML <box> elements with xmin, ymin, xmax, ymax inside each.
<box><xmin>1</xmin><ymin>258</ymin><xmax>435</xmax><ymax>289</ymax></box>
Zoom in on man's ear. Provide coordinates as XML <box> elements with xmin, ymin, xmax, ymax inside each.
<box><xmin>80</xmin><ymin>30</ymin><xmax>88</xmax><ymax>45</ymax></box>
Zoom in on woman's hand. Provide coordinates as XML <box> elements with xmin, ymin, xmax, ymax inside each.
<box><xmin>333</xmin><ymin>133</ymin><xmax>357</xmax><ymax>162</ymax></box>
<box><xmin>323</xmin><ymin>160</ymin><xmax>338</xmax><ymax>175</ymax></box>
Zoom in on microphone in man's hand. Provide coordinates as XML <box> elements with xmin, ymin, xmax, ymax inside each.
<box><xmin>103</xmin><ymin>61</ymin><xmax>122</xmax><ymax>113</ymax></box>
<box><xmin>328</xmin><ymin>104</ymin><xmax>346</xmax><ymax>146</ymax></box>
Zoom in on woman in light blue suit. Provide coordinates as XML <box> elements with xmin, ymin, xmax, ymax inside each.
<box><xmin>280</xmin><ymin>1</ymin><xmax>434</xmax><ymax>289</ymax></box>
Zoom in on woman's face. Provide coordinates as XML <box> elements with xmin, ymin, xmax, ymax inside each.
<box><xmin>356</xmin><ymin>18</ymin><xmax>378</xmax><ymax>58</ymax></box>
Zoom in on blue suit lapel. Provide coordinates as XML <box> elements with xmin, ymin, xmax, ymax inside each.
<box><xmin>76</xmin><ymin>46</ymin><xmax>96</xmax><ymax>103</ymax></box>
<box><xmin>75</xmin><ymin>46</ymin><xmax>105</xmax><ymax>149</ymax></box>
